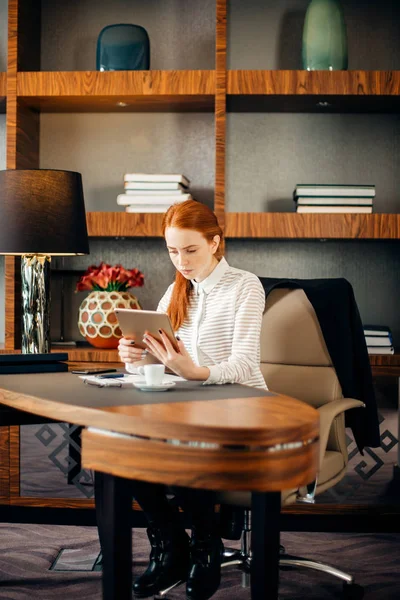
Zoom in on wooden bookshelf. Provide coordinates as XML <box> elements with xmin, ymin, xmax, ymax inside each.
<box><xmin>17</xmin><ymin>70</ymin><xmax>216</xmax><ymax>112</ymax></box>
<box><xmin>86</xmin><ymin>212</ymin><xmax>165</xmax><ymax>237</ymax></box>
<box><xmin>86</xmin><ymin>212</ymin><xmax>400</xmax><ymax>239</ymax></box>
<box><xmin>224</xmin><ymin>213</ymin><xmax>400</xmax><ymax>239</ymax></box>
<box><xmin>51</xmin><ymin>346</ymin><xmax>120</xmax><ymax>363</ymax></box>
<box><xmin>2</xmin><ymin>0</ymin><xmax>400</xmax><ymax>361</ymax></box>
<box><xmin>0</xmin><ymin>72</ymin><xmax>6</xmax><ymax>113</ymax></box>
<box><xmin>227</xmin><ymin>70</ymin><xmax>400</xmax><ymax>112</ymax></box>
<box><xmin>29</xmin><ymin>347</ymin><xmax>393</xmax><ymax>370</ymax></box>
<box><xmin>2</xmin><ymin>345</ymin><xmax>399</xmax><ymax>377</ymax></box>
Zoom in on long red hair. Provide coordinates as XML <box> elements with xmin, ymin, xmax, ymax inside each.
<box><xmin>162</xmin><ymin>200</ymin><xmax>224</xmax><ymax>331</ymax></box>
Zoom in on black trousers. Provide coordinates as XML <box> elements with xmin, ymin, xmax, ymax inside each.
<box><xmin>131</xmin><ymin>480</ymin><xmax>218</xmax><ymax>534</ymax></box>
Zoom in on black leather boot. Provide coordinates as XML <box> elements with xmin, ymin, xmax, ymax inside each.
<box><xmin>133</xmin><ymin>525</ymin><xmax>190</xmax><ymax>598</ymax></box>
<box><xmin>186</xmin><ymin>532</ymin><xmax>223</xmax><ymax>600</ymax></box>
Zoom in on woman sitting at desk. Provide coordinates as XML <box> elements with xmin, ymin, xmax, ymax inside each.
<box><xmin>118</xmin><ymin>199</ymin><xmax>266</xmax><ymax>600</ymax></box>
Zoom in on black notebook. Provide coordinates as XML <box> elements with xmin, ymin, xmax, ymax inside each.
<box><xmin>0</xmin><ymin>353</ymin><xmax>68</xmax><ymax>374</ymax></box>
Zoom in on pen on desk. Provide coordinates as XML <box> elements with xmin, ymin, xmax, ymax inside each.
<box><xmin>97</xmin><ymin>373</ymin><xmax>125</xmax><ymax>379</ymax></box>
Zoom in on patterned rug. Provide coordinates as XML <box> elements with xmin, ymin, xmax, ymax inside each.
<box><xmin>0</xmin><ymin>524</ymin><xmax>399</xmax><ymax>599</ymax></box>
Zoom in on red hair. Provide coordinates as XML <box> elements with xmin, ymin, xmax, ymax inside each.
<box><xmin>162</xmin><ymin>200</ymin><xmax>223</xmax><ymax>331</ymax></box>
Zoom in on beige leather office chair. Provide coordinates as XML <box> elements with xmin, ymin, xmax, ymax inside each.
<box><xmin>217</xmin><ymin>288</ymin><xmax>365</xmax><ymax>597</ymax></box>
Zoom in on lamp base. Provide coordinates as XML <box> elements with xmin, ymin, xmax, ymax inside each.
<box><xmin>21</xmin><ymin>254</ymin><xmax>51</xmax><ymax>354</ymax></box>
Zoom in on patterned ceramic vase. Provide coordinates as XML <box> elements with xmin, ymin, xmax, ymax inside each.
<box><xmin>78</xmin><ymin>290</ymin><xmax>141</xmax><ymax>349</ymax></box>
<box><xmin>302</xmin><ymin>0</ymin><xmax>348</xmax><ymax>71</ymax></box>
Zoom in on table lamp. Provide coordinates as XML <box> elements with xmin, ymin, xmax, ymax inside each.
<box><xmin>0</xmin><ymin>169</ymin><xmax>89</xmax><ymax>354</ymax></box>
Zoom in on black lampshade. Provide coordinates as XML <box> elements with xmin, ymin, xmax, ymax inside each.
<box><xmin>0</xmin><ymin>169</ymin><xmax>89</xmax><ymax>255</ymax></box>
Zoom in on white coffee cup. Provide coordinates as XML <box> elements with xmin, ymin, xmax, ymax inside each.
<box><xmin>143</xmin><ymin>364</ymin><xmax>165</xmax><ymax>386</ymax></box>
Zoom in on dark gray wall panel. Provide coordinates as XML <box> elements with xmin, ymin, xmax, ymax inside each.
<box><xmin>228</xmin><ymin>0</ymin><xmax>400</xmax><ymax>70</ymax></box>
<box><xmin>226</xmin><ymin>239</ymin><xmax>400</xmax><ymax>342</ymax></box>
<box><xmin>41</xmin><ymin>0</ymin><xmax>215</xmax><ymax>70</ymax></box>
<box><xmin>40</xmin><ymin>112</ymin><xmax>215</xmax><ymax>211</ymax></box>
<box><xmin>52</xmin><ymin>238</ymin><xmax>176</xmax><ymax>343</ymax></box>
<box><xmin>226</xmin><ymin>113</ymin><xmax>400</xmax><ymax>213</ymax></box>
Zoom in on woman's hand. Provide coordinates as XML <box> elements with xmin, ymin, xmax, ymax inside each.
<box><xmin>143</xmin><ymin>330</ymin><xmax>210</xmax><ymax>381</ymax></box>
<box><xmin>118</xmin><ymin>337</ymin><xmax>146</xmax><ymax>365</ymax></box>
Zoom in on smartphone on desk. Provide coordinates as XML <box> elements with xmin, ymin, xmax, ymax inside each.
<box><xmin>71</xmin><ymin>368</ymin><xmax>117</xmax><ymax>375</ymax></box>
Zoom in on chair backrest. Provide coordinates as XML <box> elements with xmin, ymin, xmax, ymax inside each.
<box><xmin>260</xmin><ymin>288</ymin><xmax>346</xmax><ymax>459</ymax></box>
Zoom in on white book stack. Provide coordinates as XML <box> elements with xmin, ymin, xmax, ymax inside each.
<box><xmin>363</xmin><ymin>325</ymin><xmax>394</xmax><ymax>355</ymax></box>
<box><xmin>117</xmin><ymin>174</ymin><xmax>192</xmax><ymax>213</ymax></box>
<box><xmin>294</xmin><ymin>184</ymin><xmax>375</xmax><ymax>213</ymax></box>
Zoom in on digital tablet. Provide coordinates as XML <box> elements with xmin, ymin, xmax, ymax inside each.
<box><xmin>114</xmin><ymin>308</ymin><xmax>179</xmax><ymax>353</ymax></box>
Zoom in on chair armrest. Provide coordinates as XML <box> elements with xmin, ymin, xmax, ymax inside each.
<box><xmin>317</xmin><ymin>398</ymin><xmax>365</xmax><ymax>468</ymax></box>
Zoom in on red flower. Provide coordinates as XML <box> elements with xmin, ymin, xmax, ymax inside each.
<box><xmin>76</xmin><ymin>262</ymin><xmax>144</xmax><ymax>292</ymax></box>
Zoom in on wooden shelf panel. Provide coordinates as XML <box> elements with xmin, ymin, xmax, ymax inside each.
<box><xmin>0</xmin><ymin>72</ymin><xmax>6</xmax><ymax>113</ymax></box>
<box><xmin>227</xmin><ymin>70</ymin><xmax>400</xmax><ymax>112</ymax></box>
<box><xmin>224</xmin><ymin>213</ymin><xmax>400</xmax><ymax>239</ymax></box>
<box><xmin>2</xmin><ymin>345</ymin><xmax>399</xmax><ymax>372</ymax></box>
<box><xmin>87</xmin><ymin>212</ymin><xmax>400</xmax><ymax>240</ymax></box>
<box><xmin>57</xmin><ymin>349</ymin><xmax>400</xmax><ymax>370</ymax></box>
<box><xmin>50</xmin><ymin>347</ymin><xmax>120</xmax><ymax>363</ymax></box>
<box><xmin>369</xmin><ymin>353</ymin><xmax>400</xmax><ymax>366</ymax></box>
<box><xmin>17</xmin><ymin>70</ymin><xmax>215</xmax><ymax>112</ymax></box>
<box><xmin>86</xmin><ymin>212</ymin><xmax>164</xmax><ymax>237</ymax></box>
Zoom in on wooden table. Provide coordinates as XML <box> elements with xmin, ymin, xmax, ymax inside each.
<box><xmin>0</xmin><ymin>373</ymin><xmax>319</xmax><ymax>600</ymax></box>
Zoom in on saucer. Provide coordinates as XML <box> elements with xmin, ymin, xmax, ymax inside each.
<box><xmin>133</xmin><ymin>381</ymin><xmax>176</xmax><ymax>392</ymax></box>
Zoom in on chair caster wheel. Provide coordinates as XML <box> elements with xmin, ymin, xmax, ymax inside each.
<box><xmin>342</xmin><ymin>583</ymin><xmax>364</xmax><ymax>599</ymax></box>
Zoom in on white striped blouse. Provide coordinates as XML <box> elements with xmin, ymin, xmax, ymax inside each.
<box><xmin>155</xmin><ymin>257</ymin><xmax>268</xmax><ymax>390</ymax></box>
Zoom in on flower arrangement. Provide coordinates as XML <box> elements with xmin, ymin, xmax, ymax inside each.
<box><xmin>76</xmin><ymin>262</ymin><xmax>144</xmax><ymax>292</ymax></box>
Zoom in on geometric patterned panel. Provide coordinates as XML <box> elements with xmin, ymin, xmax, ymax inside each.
<box><xmin>35</xmin><ymin>423</ymin><xmax>94</xmax><ymax>498</ymax></box>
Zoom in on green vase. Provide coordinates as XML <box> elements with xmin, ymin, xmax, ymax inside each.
<box><xmin>302</xmin><ymin>0</ymin><xmax>348</xmax><ymax>70</ymax></box>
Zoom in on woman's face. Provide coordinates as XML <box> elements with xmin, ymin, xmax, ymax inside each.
<box><xmin>165</xmin><ymin>227</ymin><xmax>220</xmax><ymax>282</ymax></box>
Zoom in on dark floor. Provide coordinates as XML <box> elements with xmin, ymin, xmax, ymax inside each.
<box><xmin>0</xmin><ymin>524</ymin><xmax>399</xmax><ymax>599</ymax></box>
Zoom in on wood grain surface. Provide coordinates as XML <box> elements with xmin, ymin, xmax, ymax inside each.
<box><xmin>0</xmin><ymin>383</ymin><xmax>318</xmax><ymax>447</ymax></box>
<box><xmin>214</xmin><ymin>0</ymin><xmax>227</xmax><ymax>225</ymax></box>
<box><xmin>224</xmin><ymin>213</ymin><xmax>400</xmax><ymax>239</ymax></box>
<box><xmin>86</xmin><ymin>212</ymin><xmax>164</xmax><ymax>237</ymax></box>
<box><xmin>228</xmin><ymin>70</ymin><xmax>400</xmax><ymax>96</ymax></box>
<box><xmin>82</xmin><ymin>425</ymin><xmax>319</xmax><ymax>491</ymax></box>
<box><xmin>227</xmin><ymin>70</ymin><xmax>400</xmax><ymax>112</ymax></box>
<box><xmin>78</xmin><ymin>212</ymin><xmax>400</xmax><ymax>240</ymax></box>
<box><xmin>0</xmin><ymin>72</ymin><xmax>6</xmax><ymax>111</ymax></box>
<box><xmin>17</xmin><ymin>71</ymin><xmax>216</xmax><ymax>112</ymax></box>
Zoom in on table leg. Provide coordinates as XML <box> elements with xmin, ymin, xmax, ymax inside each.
<box><xmin>67</xmin><ymin>424</ymin><xmax>82</xmax><ymax>485</ymax></box>
<box><xmin>251</xmin><ymin>491</ymin><xmax>281</xmax><ymax>600</ymax></box>
<box><xmin>94</xmin><ymin>471</ymin><xmax>132</xmax><ymax>600</ymax></box>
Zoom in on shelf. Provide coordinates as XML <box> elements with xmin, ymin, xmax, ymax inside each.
<box><xmin>50</xmin><ymin>347</ymin><xmax>120</xmax><ymax>363</ymax></box>
<box><xmin>17</xmin><ymin>70</ymin><xmax>215</xmax><ymax>112</ymax></box>
<box><xmin>227</xmin><ymin>70</ymin><xmax>400</xmax><ymax>113</ymax></box>
<box><xmin>86</xmin><ymin>212</ymin><xmax>400</xmax><ymax>240</ymax></box>
<box><xmin>44</xmin><ymin>349</ymin><xmax>400</xmax><ymax>371</ymax></box>
<box><xmin>86</xmin><ymin>212</ymin><xmax>164</xmax><ymax>237</ymax></box>
<box><xmin>0</xmin><ymin>72</ymin><xmax>6</xmax><ymax>113</ymax></box>
<box><xmin>224</xmin><ymin>213</ymin><xmax>400</xmax><ymax>239</ymax></box>
<box><xmin>371</xmin><ymin>352</ymin><xmax>400</xmax><ymax>376</ymax></box>
<box><xmin>1</xmin><ymin>345</ymin><xmax>399</xmax><ymax>372</ymax></box>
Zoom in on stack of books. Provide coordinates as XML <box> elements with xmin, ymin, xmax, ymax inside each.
<box><xmin>363</xmin><ymin>325</ymin><xmax>394</xmax><ymax>355</ymax></box>
<box><xmin>293</xmin><ymin>184</ymin><xmax>375</xmax><ymax>213</ymax></box>
<box><xmin>117</xmin><ymin>173</ymin><xmax>192</xmax><ymax>213</ymax></box>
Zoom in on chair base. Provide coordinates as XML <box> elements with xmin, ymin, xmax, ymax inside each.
<box><xmin>220</xmin><ymin>546</ymin><xmax>364</xmax><ymax>598</ymax></box>
<box><xmin>155</xmin><ymin>547</ymin><xmax>361</xmax><ymax>599</ymax></box>
<box><xmin>222</xmin><ymin>546</ymin><xmax>354</xmax><ymax>583</ymax></box>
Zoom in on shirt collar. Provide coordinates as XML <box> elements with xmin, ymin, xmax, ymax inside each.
<box><xmin>192</xmin><ymin>257</ymin><xmax>229</xmax><ymax>295</ymax></box>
